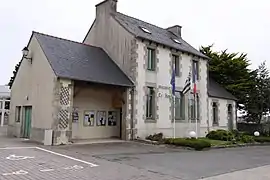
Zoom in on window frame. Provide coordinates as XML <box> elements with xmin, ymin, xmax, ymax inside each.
<box><xmin>189</xmin><ymin>93</ymin><xmax>199</xmax><ymax>121</ymax></box>
<box><xmin>212</xmin><ymin>102</ymin><xmax>219</xmax><ymax>125</ymax></box>
<box><xmin>192</xmin><ymin>60</ymin><xmax>199</xmax><ymax>80</ymax></box>
<box><xmin>174</xmin><ymin>91</ymin><xmax>185</xmax><ymax>120</ymax></box>
<box><xmin>15</xmin><ymin>106</ymin><xmax>21</xmax><ymax>123</ymax></box>
<box><xmin>172</xmin><ymin>54</ymin><xmax>180</xmax><ymax>77</ymax></box>
<box><xmin>147</xmin><ymin>47</ymin><xmax>156</xmax><ymax>71</ymax></box>
<box><xmin>146</xmin><ymin>87</ymin><xmax>155</xmax><ymax>119</ymax></box>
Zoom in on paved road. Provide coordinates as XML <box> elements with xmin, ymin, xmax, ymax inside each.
<box><xmin>1</xmin><ymin>137</ymin><xmax>270</xmax><ymax>180</ymax></box>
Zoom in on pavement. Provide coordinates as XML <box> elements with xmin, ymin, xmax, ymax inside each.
<box><xmin>0</xmin><ymin>137</ymin><xmax>270</xmax><ymax>180</ymax></box>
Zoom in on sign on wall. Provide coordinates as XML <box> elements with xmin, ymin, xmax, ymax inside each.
<box><xmin>96</xmin><ymin>111</ymin><xmax>106</xmax><ymax>126</ymax></box>
<box><xmin>83</xmin><ymin>110</ymin><xmax>95</xmax><ymax>126</ymax></box>
<box><xmin>72</xmin><ymin>107</ymin><xmax>79</xmax><ymax>123</ymax></box>
<box><xmin>157</xmin><ymin>85</ymin><xmax>173</xmax><ymax>99</ymax></box>
<box><xmin>108</xmin><ymin>111</ymin><xmax>117</xmax><ymax>126</ymax></box>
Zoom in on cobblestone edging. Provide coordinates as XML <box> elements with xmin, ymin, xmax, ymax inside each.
<box><xmin>135</xmin><ymin>138</ymin><xmax>270</xmax><ymax>151</ymax></box>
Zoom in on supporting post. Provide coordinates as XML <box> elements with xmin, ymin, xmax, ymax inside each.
<box><xmin>194</xmin><ymin>93</ymin><xmax>198</xmax><ymax>139</ymax></box>
<box><xmin>173</xmin><ymin>95</ymin><xmax>176</xmax><ymax>138</ymax></box>
<box><xmin>1</xmin><ymin>100</ymin><xmax>5</xmax><ymax>127</ymax></box>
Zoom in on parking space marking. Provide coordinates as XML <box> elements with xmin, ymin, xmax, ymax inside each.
<box><xmin>2</xmin><ymin>170</ymin><xmax>28</xmax><ymax>176</ymax></box>
<box><xmin>0</xmin><ymin>146</ymin><xmax>99</xmax><ymax>167</ymax></box>
<box><xmin>39</xmin><ymin>169</ymin><xmax>54</xmax><ymax>172</ymax></box>
<box><xmin>35</xmin><ymin>147</ymin><xmax>99</xmax><ymax>167</ymax></box>
<box><xmin>6</xmin><ymin>154</ymin><xmax>35</xmax><ymax>160</ymax></box>
<box><xmin>0</xmin><ymin>146</ymin><xmax>35</xmax><ymax>150</ymax></box>
<box><xmin>0</xmin><ymin>146</ymin><xmax>99</xmax><ymax>178</ymax></box>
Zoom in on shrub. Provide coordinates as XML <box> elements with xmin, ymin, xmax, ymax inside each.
<box><xmin>240</xmin><ymin>135</ymin><xmax>254</xmax><ymax>143</ymax></box>
<box><xmin>146</xmin><ymin>133</ymin><xmax>163</xmax><ymax>142</ymax></box>
<box><xmin>164</xmin><ymin>138</ymin><xmax>211</xmax><ymax>150</ymax></box>
<box><xmin>231</xmin><ymin>129</ymin><xmax>240</xmax><ymax>136</ymax></box>
<box><xmin>254</xmin><ymin>136</ymin><xmax>270</xmax><ymax>143</ymax></box>
<box><xmin>206</xmin><ymin>129</ymin><xmax>233</xmax><ymax>141</ymax></box>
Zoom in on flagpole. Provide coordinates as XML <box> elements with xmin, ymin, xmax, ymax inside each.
<box><xmin>173</xmin><ymin>95</ymin><xmax>176</xmax><ymax>138</ymax></box>
<box><xmin>194</xmin><ymin>93</ymin><xmax>198</xmax><ymax>139</ymax></box>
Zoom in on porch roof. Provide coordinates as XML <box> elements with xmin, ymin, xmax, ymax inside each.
<box><xmin>34</xmin><ymin>32</ymin><xmax>134</xmax><ymax>87</ymax></box>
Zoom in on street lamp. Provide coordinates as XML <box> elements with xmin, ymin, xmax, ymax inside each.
<box><xmin>189</xmin><ymin>131</ymin><xmax>197</xmax><ymax>138</ymax></box>
<box><xmin>22</xmin><ymin>47</ymin><xmax>32</xmax><ymax>63</ymax></box>
<box><xmin>254</xmin><ymin>131</ymin><xmax>260</xmax><ymax>137</ymax></box>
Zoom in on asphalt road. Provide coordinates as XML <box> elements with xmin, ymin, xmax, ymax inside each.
<box><xmin>1</xmin><ymin>137</ymin><xmax>270</xmax><ymax>180</ymax></box>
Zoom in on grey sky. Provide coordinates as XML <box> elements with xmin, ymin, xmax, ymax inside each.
<box><xmin>0</xmin><ymin>0</ymin><xmax>269</xmax><ymax>85</ymax></box>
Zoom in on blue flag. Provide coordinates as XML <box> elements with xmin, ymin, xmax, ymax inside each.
<box><xmin>170</xmin><ymin>68</ymin><xmax>176</xmax><ymax>95</ymax></box>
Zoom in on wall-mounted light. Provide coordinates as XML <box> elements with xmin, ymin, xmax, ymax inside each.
<box><xmin>22</xmin><ymin>47</ymin><xmax>32</xmax><ymax>63</ymax></box>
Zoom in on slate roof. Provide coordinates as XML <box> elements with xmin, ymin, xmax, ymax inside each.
<box><xmin>208</xmin><ymin>78</ymin><xmax>237</xmax><ymax>101</ymax></box>
<box><xmin>113</xmin><ymin>12</ymin><xmax>209</xmax><ymax>59</ymax></box>
<box><xmin>34</xmin><ymin>32</ymin><xmax>133</xmax><ymax>87</ymax></box>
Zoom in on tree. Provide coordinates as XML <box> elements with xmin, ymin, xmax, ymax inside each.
<box><xmin>200</xmin><ymin>45</ymin><xmax>270</xmax><ymax>124</ymax></box>
<box><xmin>200</xmin><ymin>45</ymin><xmax>255</xmax><ymax>110</ymax></box>
<box><xmin>8</xmin><ymin>60</ymin><xmax>22</xmax><ymax>89</ymax></box>
<box><xmin>245</xmin><ymin>61</ymin><xmax>270</xmax><ymax>123</ymax></box>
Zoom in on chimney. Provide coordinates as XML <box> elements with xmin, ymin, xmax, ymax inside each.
<box><xmin>96</xmin><ymin>0</ymin><xmax>118</xmax><ymax>15</ymax></box>
<box><xmin>167</xmin><ymin>25</ymin><xmax>182</xmax><ymax>37</ymax></box>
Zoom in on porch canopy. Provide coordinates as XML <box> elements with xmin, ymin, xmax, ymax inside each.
<box><xmin>34</xmin><ymin>32</ymin><xmax>134</xmax><ymax>87</ymax></box>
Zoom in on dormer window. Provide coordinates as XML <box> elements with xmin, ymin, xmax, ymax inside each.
<box><xmin>172</xmin><ymin>38</ymin><xmax>181</xmax><ymax>44</ymax></box>
<box><xmin>140</xmin><ymin>26</ymin><xmax>151</xmax><ymax>34</ymax></box>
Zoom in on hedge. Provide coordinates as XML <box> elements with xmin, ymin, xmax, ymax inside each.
<box><xmin>164</xmin><ymin>138</ymin><xmax>211</xmax><ymax>150</ymax></box>
<box><xmin>206</xmin><ymin>129</ymin><xmax>234</xmax><ymax>141</ymax></box>
<box><xmin>254</xmin><ymin>136</ymin><xmax>270</xmax><ymax>143</ymax></box>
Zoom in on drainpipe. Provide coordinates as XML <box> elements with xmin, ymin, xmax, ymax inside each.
<box><xmin>130</xmin><ymin>87</ymin><xmax>135</xmax><ymax>140</ymax></box>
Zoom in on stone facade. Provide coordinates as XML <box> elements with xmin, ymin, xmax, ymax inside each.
<box><xmin>52</xmin><ymin>79</ymin><xmax>74</xmax><ymax>145</ymax></box>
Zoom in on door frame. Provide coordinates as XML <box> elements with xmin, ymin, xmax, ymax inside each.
<box><xmin>21</xmin><ymin>106</ymin><xmax>32</xmax><ymax>138</ymax></box>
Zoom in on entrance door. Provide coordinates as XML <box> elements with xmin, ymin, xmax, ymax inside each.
<box><xmin>22</xmin><ymin>106</ymin><xmax>32</xmax><ymax>138</ymax></box>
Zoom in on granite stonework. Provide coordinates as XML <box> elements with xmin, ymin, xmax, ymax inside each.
<box><xmin>52</xmin><ymin>79</ymin><xmax>74</xmax><ymax>145</ymax></box>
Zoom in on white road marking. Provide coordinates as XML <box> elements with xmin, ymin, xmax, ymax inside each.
<box><xmin>35</xmin><ymin>147</ymin><xmax>99</xmax><ymax>167</ymax></box>
<box><xmin>2</xmin><ymin>170</ymin><xmax>28</xmax><ymax>176</ymax></box>
<box><xmin>40</xmin><ymin>169</ymin><xmax>54</xmax><ymax>172</ymax></box>
<box><xmin>6</xmin><ymin>154</ymin><xmax>34</xmax><ymax>160</ymax></box>
<box><xmin>0</xmin><ymin>147</ymin><xmax>35</xmax><ymax>150</ymax></box>
<box><xmin>63</xmin><ymin>165</ymin><xmax>84</xmax><ymax>170</ymax></box>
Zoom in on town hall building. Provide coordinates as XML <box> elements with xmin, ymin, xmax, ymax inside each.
<box><xmin>8</xmin><ymin>0</ymin><xmax>237</xmax><ymax>145</ymax></box>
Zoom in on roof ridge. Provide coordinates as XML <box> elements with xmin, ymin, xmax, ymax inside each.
<box><xmin>33</xmin><ymin>31</ymin><xmax>101</xmax><ymax>49</ymax></box>
<box><xmin>115</xmin><ymin>12</ymin><xmax>167</xmax><ymax>31</ymax></box>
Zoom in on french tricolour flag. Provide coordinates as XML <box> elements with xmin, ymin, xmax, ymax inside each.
<box><xmin>192</xmin><ymin>63</ymin><xmax>197</xmax><ymax>94</ymax></box>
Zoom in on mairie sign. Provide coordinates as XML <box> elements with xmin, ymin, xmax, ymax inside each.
<box><xmin>157</xmin><ymin>85</ymin><xmax>172</xmax><ymax>99</ymax></box>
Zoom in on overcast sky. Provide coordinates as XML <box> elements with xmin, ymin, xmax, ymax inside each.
<box><xmin>0</xmin><ymin>0</ymin><xmax>269</xmax><ymax>85</ymax></box>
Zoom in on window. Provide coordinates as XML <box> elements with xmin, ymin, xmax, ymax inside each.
<box><xmin>172</xmin><ymin>54</ymin><xmax>180</xmax><ymax>76</ymax></box>
<box><xmin>4</xmin><ymin>101</ymin><xmax>10</xmax><ymax>110</ymax></box>
<box><xmin>146</xmin><ymin>87</ymin><xmax>155</xmax><ymax>119</ymax></box>
<box><xmin>189</xmin><ymin>94</ymin><xmax>199</xmax><ymax>121</ymax></box>
<box><xmin>147</xmin><ymin>48</ymin><xmax>156</xmax><ymax>71</ymax></box>
<box><xmin>227</xmin><ymin>104</ymin><xmax>233</xmax><ymax>130</ymax></box>
<box><xmin>190</xmin><ymin>98</ymin><xmax>195</xmax><ymax>120</ymax></box>
<box><xmin>15</xmin><ymin>106</ymin><xmax>21</xmax><ymax>122</ymax></box>
<box><xmin>172</xmin><ymin>38</ymin><xmax>181</xmax><ymax>44</ymax></box>
<box><xmin>212</xmin><ymin>102</ymin><xmax>218</xmax><ymax>125</ymax></box>
<box><xmin>175</xmin><ymin>91</ymin><xmax>185</xmax><ymax>120</ymax></box>
<box><xmin>192</xmin><ymin>60</ymin><xmax>199</xmax><ymax>80</ymax></box>
<box><xmin>140</xmin><ymin>26</ymin><xmax>151</xmax><ymax>34</ymax></box>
